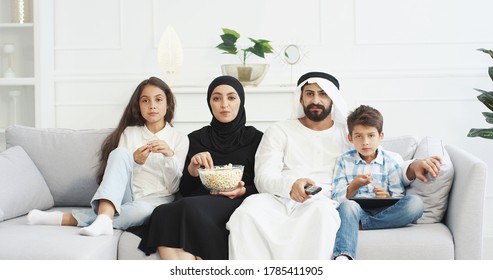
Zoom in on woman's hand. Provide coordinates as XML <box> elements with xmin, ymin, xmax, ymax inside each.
<box><xmin>147</xmin><ymin>140</ymin><xmax>174</xmax><ymax>157</ymax></box>
<box><xmin>214</xmin><ymin>181</ymin><xmax>246</xmax><ymax>199</ymax></box>
<box><xmin>134</xmin><ymin>145</ymin><xmax>151</xmax><ymax>165</ymax></box>
<box><xmin>188</xmin><ymin>151</ymin><xmax>214</xmax><ymax>177</ymax></box>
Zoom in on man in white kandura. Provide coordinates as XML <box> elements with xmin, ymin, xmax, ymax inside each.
<box><xmin>226</xmin><ymin>71</ymin><xmax>351</xmax><ymax>259</ymax></box>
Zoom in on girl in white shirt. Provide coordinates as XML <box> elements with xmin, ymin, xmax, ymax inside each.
<box><xmin>27</xmin><ymin>77</ymin><xmax>189</xmax><ymax>236</ymax></box>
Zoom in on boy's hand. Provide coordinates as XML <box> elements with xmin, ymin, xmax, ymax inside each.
<box><xmin>373</xmin><ymin>187</ymin><xmax>390</xmax><ymax>198</ymax></box>
<box><xmin>353</xmin><ymin>174</ymin><xmax>372</xmax><ymax>188</ymax></box>
<box><xmin>346</xmin><ymin>174</ymin><xmax>372</xmax><ymax>198</ymax></box>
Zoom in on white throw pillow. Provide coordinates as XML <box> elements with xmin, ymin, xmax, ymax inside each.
<box><xmin>407</xmin><ymin>137</ymin><xmax>454</xmax><ymax>223</ymax></box>
<box><xmin>0</xmin><ymin>146</ymin><xmax>54</xmax><ymax>221</ymax></box>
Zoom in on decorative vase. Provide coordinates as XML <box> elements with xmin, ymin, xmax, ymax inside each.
<box><xmin>221</xmin><ymin>64</ymin><xmax>269</xmax><ymax>87</ymax></box>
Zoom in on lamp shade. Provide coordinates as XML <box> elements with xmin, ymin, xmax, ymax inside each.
<box><xmin>3</xmin><ymin>44</ymin><xmax>15</xmax><ymax>54</ymax></box>
<box><xmin>157</xmin><ymin>25</ymin><xmax>183</xmax><ymax>76</ymax></box>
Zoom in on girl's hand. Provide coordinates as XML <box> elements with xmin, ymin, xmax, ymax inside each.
<box><xmin>213</xmin><ymin>181</ymin><xmax>246</xmax><ymax>199</ymax></box>
<box><xmin>373</xmin><ymin>187</ymin><xmax>390</xmax><ymax>198</ymax></box>
<box><xmin>188</xmin><ymin>152</ymin><xmax>214</xmax><ymax>177</ymax></box>
<box><xmin>134</xmin><ymin>145</ymin><xmax>151</xmax><ymax>165</ymax></box>
<box><xmin>147</xmin><ymin>140</ymin><xmax>174</xmax><ymax>157</ymax></box>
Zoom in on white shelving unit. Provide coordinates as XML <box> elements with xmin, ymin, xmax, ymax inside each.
<box><xmin>0</xmin><ymin>0</ymin><xmax>54</xmax><ymax>151</ymax></box>
<box><xmin>0</xmin><ymin>0</ymin><xmax>34</xmax><ymax>151</ymax></box>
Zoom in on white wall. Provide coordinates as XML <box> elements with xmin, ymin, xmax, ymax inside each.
<box><xmin>37</xmin><ymin>0</ymin><xmax>493</xmax><ymax>258</ymax></box>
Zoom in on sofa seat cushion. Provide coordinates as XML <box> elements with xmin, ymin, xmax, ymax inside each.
<box><xmin>357</xmin><ymin>223</ymin><xmax>454</xmax><ymax>260</ymax></box>
<box><xmin>117</xmin><ymin>231</ymin><xmax>160</xmax><ymax>260</ymax></box>
<box><xmin>0</xmin><ymin>207</ymin><xmax>122</xmax><ymax>260</ymax></box>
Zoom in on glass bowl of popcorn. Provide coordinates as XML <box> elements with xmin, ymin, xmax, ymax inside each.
<box><xmin>198</xmin><ymin>164</ymin><xmax>244</xmax><ymax>192</ymax></box>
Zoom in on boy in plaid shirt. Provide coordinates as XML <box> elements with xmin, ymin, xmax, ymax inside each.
<box><xmin>331</xmin><ymin>105</ymin><xmax>424</xmax><ymax>260</ymax></box>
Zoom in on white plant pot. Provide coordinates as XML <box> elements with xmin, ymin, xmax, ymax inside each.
<box><xmin>221</xmin><ymin>64</ymin><xmax>269</xmax><ymax>87</ymax></box>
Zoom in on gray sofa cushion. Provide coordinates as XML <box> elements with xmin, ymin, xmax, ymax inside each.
<box><xmin>117</xmin><ymin>231</ymin><xmax>160</xmax><ymax>260</ymax></box>
<box><xmin>5</xmin><ymin>125</ymin><xmax>112</xmax><ymax>207</ymax></box>
<box><xmin>0</xmin><ymin>146</ymin><xmax>54</xmax><ymax>221</ymax></box>
<box><xmin>357</xmin><ymin>223</ymin><xmax>454</xmax><ymax>259</ymax></box>
<box><xmin>0</xmin><ymin>207</ymin><xmax>121</xmax><ymax>260</ymax></box>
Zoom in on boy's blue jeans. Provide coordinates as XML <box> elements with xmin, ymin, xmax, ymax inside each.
<box><xmin>332</xmin><ymin>195</ymin><xmax>423</xmax><ymax>259</ymax></box>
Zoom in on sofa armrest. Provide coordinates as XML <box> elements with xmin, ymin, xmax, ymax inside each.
<box><xmin>444</xmin><ymin>144</ymin><xmax>487</xmax><ymax>259</ymax></box>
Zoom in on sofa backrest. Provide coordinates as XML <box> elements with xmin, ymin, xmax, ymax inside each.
<box><xmin>6</xmin><ymin>125</ymin><xmax>113</xmax><ymax>207</ymax></box>
<box><xmin>4</xmin><ymin>127</ymin><xmax>418</xmax><ymax>207</ymax></box>
<box><xmin>380</xmin><ymin>135</ymin><xmax>418</xmax><ymax>161</ymax></box>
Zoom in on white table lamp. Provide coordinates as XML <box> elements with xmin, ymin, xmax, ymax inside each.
<box><xmin>157</xmin><ymin>25</ymin><xmax>183</xmax><ymax>85</ymax></box>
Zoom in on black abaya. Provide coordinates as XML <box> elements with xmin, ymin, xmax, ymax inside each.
<box><xmin>138</xmin><ymin>127</ymin><xmax>262</xmax><ymax>259</ymax></box>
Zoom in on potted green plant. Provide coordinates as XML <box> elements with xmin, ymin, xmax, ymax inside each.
<box><xmin>216</xmin><ymin>28</ymin><xmax>274</xmax><ymax>86</ymax></box>
<box><xmin>467</xmin><ymin>48</ymin><xmax>493</xmax><ymax>139</ymax></box>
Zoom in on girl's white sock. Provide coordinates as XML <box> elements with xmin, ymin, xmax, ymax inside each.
<box><xmin>79</xmin><ymin>214</ymin><xmax>113</xmax><ymax>236</ymax></box>
<box><xmin>27</xmin><ymin>209</ymin><xmax>63</xmax><ymax>225</ymax></box>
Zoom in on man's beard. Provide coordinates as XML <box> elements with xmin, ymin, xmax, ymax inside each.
<box><xmin>303</xmin><ymin>103</ymin><xmax>332</xmax><ymax>122</ymax></box>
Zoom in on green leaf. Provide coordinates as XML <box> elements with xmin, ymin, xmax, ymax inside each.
<box><xmin>248</xmin><ymin>38</ymin><xmax>274</xmax><ymax>54</ymax></box>
<box><xmin>489</xmin><ymin>66</ymin><xmax>493</xmax><ymax>82</ymax></box>
<box><xmin>216</xmin><ymin>43</ymin><xmax>237</xmax><ymax>55</ymax></box>
<box><xmin>474</xmin><ymin>88</ymin><xmax>489</xmax><ymax>94</ymax></box>
<box><xmin>477</xmin><ymin>92</ymin><xmax>493</xmax><ymax>111</ymax></box>
<box><xmin>477</xmin><ymin>48</ymin><xmax>493</xmax><ymax>59</ymax></box>
<box><xmin>483</xmin><ymin>112</ymin><xmax>493</xmax><ymax>124</ymax></box>
<box><xmin>221</xmin><ymin>28</ymin><xmax>240</xmax><ymax>38</ymax></box>
<box><xmin>216</xmin><ymin>29</ymin><xmax>240</xmax><ymax>55</ymax></box>
<box><xmin>284</xmin><ymin>50</ymin><xmax>290</xmax><ymax>59</ymax></box>
<box><xmin>246</xmin><ymin>46</ymin><xmax>264</xmax><ymax>58</ymax></box>
<box><xmin>468</xmin><ymin>128</ymin><xmax>493</xmax><ymax>139</ymax></box>
<box><xmin>217</xmin><ymin>32</ymin><xmax>239</xmax><ymax>55</ymax></box>
<box><xmin>261</xmin><ymin>44</ymin><xmax>274</xmax><ymax>54</ymax></box>
<box><xmin>220</xmin><ymin>34</ymin><xmax>238</xmax><ymax>46</ymax></box>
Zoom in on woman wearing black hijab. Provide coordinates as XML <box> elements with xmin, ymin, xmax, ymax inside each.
<box><xmin>138</xmin><ymin>76</ymin><xmax>263</xmax><ymax>260</ymax></box>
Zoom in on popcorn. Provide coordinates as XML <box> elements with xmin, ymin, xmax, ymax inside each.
<box><xmin>198</xmin><ymin>164</ymin><xmax>244</xmax><ymax>192</ymax></box>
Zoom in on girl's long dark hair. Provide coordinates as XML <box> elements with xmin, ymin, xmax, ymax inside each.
<box><xmin>96</xmin><ymin>77</ymin><xmax>176</xmax><ymax>184</ymax></box>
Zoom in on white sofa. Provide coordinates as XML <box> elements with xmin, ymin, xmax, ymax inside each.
<box><xmin>0</xmin><ymin>125</ymin><xmax>487</xmax><ymax>259</ymax></box>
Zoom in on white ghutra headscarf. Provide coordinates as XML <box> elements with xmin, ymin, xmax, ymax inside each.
<box><xmin>291</xmin><ymin>72</ymin><xmax>348</xmax><ymax>126</ymax></box>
